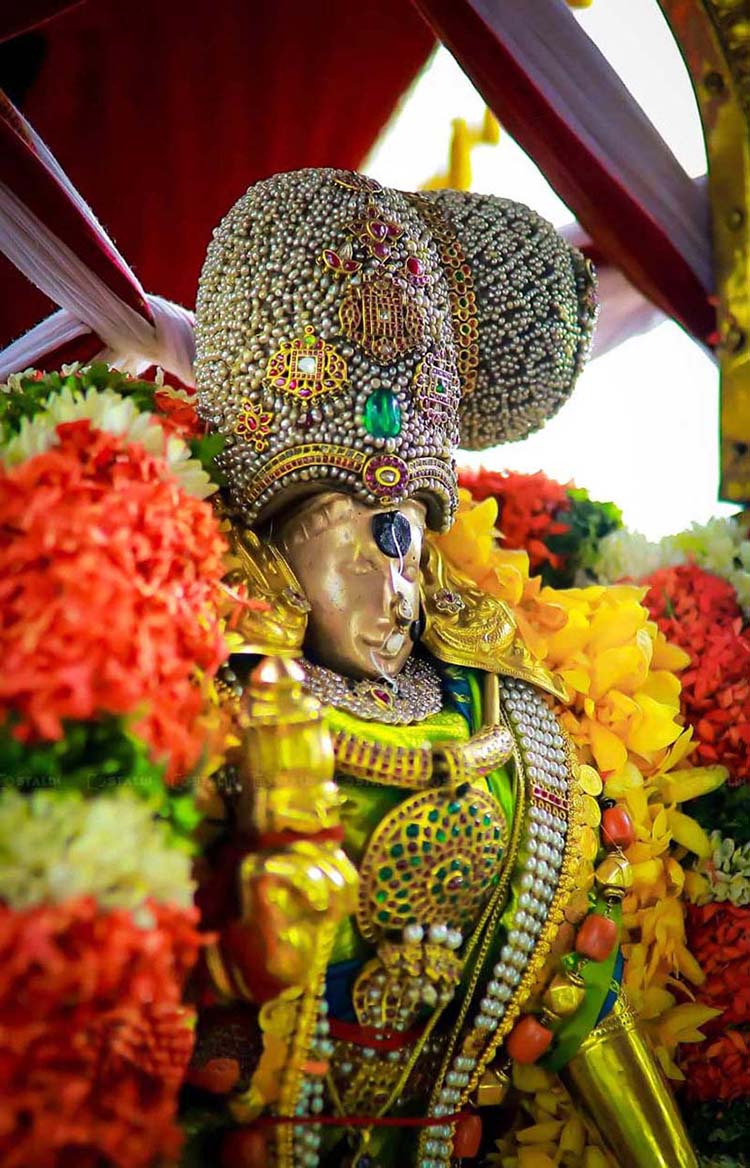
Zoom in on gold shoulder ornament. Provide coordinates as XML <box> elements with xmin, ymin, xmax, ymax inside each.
<box><xmin>219</xmin><ymin>513</ymin><xmax>309</xmax><ymax>657</ymax></box>
<box><xmin>420</xmin><ymin>542</ymin><xmax>569</xmax><ymax>702</ymax></box>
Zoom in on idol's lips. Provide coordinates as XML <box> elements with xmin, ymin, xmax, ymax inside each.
<box><xmin>362</xmin><ymin>629</ymin><xmax>408</xmax><ymax>658</ymax></box>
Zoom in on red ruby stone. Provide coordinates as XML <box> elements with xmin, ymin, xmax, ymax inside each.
<box><xmin>324</xmin><ymin>249</ymin><xmax>340</xmax><ymax>269</ymax></box>
<box><xmin>373</xmin><ymin>242</ymin><xmax>390</xmax><ymax>258</ymax></box>
<box><xmin>370</xmin><ymin>220</ymin><xmax>387</xmax><ymax>240</ymax></box>
<box><xmin>506</xmin><ymin>1015</ymin><xmax>553</xmax><ymax>1064</ymax></box>
<box><xmin>406</xmin><ymin>255</ymin><xmax>424</xmax><ymax>277</ymax></box>
<box><xmin>453</xmin><ymin>1113</ymin><xmax>482</xmax><ymax>1158</ymax></box>
<box><xmin>602</xmin><ymin>806</ymin><xmax>636</xmax><ymax>850</ymax></box>
<box><xmin>575</xmin><ymin>913</ymin><xmax>619</xmax><ymax>961</ymax></box>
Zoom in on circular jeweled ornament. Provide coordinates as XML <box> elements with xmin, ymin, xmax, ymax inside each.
<box><xmin>302</xmin><ymin>653</ymin><xmax>442</xmax><ymax>725</ymax></box>
<box><xmin>356</xmin><ymin>786</ymin><xmax>508</xmax><ymax>941</ymax></box>
<box><xmin>362</xmin><ymin>453</ymin><xmax>409</xmax><ymax>504</ymax></box>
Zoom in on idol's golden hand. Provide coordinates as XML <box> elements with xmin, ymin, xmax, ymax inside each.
<box><xmin>238</xmin><ymin>840</ymin><xmax>359</xmax><ymax>989</ymax></box>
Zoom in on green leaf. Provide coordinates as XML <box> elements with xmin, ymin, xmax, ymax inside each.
<box><xmin>190</xmin><ymin>430</ymin><xmax>227</xmax><ymax>483</ymax></box>
<box><xmin>0</xmin><ymin>715</ymin><xmax>201</xmax><ymax>847</ymax></box>
<box><xmin>541</xmin><ymin>488</ymin><xmax>623</xmax><ymax>588</ymax></box>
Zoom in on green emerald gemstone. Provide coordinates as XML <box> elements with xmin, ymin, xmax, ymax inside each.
<box><xmin>363</xmin><ymin>389</ymin><xmax>402</xmax><ymax>438</ymax></box>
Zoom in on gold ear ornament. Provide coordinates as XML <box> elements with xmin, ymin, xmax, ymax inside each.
<box><xmin>420</xmin><ymin>541</ymin><xmax>569</xmax><ymax>701</ymax></box>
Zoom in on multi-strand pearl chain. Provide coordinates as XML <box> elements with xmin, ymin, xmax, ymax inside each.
<box><xmin>418</xmin><ymin>679</ymin><xmax>571</xmax><ymax>1168</ymax></box>
<box><xmin>291</xmin><ymin>1001</ymin><xmax>334</xmax><ymax>1168</ymax></box>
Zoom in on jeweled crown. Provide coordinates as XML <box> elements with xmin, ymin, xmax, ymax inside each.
<box><xmin>195</xmin><ymin>168</ymin><xmax>596</xmax><ymax>532</ymax></box>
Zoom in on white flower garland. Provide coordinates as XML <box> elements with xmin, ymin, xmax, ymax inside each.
<box><xmin>697</xmin><ymin>830</ymin><xmax>750</xmax><ymax>907</ymax></box>
<box><xmin>0</xmin><ymin>788</ymin><xmax>195</xmax><ymax>916</ymax></box>
<box><xmin>595</xmin><ymin>517</ymin><xmax>750</xmax><ymax>612</ymax></box>
<box><xmin>0</xmin><ymin>383</ymin><xmax>216</xmax><ymax>500</ymax></box>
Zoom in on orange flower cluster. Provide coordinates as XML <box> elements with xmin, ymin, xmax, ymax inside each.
<box><xmin>671</xmin><ymin>904</ymin><xmax>750</xmax><ymax>1118</ymax></box>
<box><xmin>682</xmin><ymin>902</ymin><xmax>750</xmax><ymax>1071</ymax></box>
<box><xmin>152</xmin><ymin>387</ymin><xmax>205</xmax><ymax>441</ymax></box>
<box><xmin>0</xmin><ymin>420</ymin><xmax>228</xmax><ymax>782</ymax></box>
<box><xmin>681</xmin><ymin>1028</ymin><xmax>750</xmax><ymax>1104</ymax></box>
<box><xmin>0</xmin><ymin>896</ymin><xmax>203</xmax><ymax>1168</ymax></box>
<box><xmin>458</xmin><ymin>467</ymin><xmax>571</xmax><ymax>573</ymax></box>
<box><xmin>645</xmin><ymin>565</ymin><xmax>750</xmax><ymax>785</ymax></box>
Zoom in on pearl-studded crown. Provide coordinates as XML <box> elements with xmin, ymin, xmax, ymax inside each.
<box><xmin>195</xmin><ymin>169</ymin><xmax>596</xmax><ymax>532</ymax></box>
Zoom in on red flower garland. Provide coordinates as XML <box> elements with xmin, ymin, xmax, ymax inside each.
<box><xmin>0</xmin><ymin>420</ymin><xmax>227</xmax><ymax>782</ymax></box>
<box><xmin>458</xmin><ymin>468</ymin><xmax>571</xmax><ymax>572</ymax></box>
<box><xmin>153</xmin><ymin>389</ymin><xmax>205</xmax><ymax>442</ymax></box>
<box><xmin>685</xmin><ymin>903</ymin><xmax>750</xmax><ymax>1029</ymax></box>
<box><xmin>643</xmin><ymin>564</ymin><xmax>750</xmax><ymax>785</ymax></box>
<box><xmin>0</xmin><ymin>897</ymin><xmax>203</xmax><ymax>1168</ymax></box>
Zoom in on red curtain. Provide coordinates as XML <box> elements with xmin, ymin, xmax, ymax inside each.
<box><xmin>2</xmin><ymin>0</ymin><xmax>434</xmax><ymax>345</ymax></box>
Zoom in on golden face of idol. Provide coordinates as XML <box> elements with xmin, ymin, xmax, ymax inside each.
<box><xmin>275</xmin><ymin>492</ymin><xmax>426</xmax><ymax>680</ymax></box>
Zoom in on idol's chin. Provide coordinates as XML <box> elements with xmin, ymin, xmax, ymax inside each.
<box><xmin>365</xmin><ymin>642</ymin><xmax>411</xmax><ymax>680</ymax></box>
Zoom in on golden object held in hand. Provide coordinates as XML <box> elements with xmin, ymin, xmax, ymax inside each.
<box><xmin>562</xmin><ymin>996</ymin><xmax>698</xmax><ymax>1168</ymax></box>
<box><xmin>238</xmin><ymin>655</ymin><xmax>340</xmax><ymax>835</ymax></box>
<box><xmin>239</xmin><ymin>841</ymin><xmax>358</xmax><ymax>989</ymax></box>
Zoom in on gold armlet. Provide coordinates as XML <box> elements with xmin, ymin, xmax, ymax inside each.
<box><xmin>433</xmin><ymin>724</ymin><xmax>514</xmax><ymax>785</ymax></box>
<box><xmin>331</xmin><ymin>722</ymin><xmax>513</xmax><ymax>791</ymax></box>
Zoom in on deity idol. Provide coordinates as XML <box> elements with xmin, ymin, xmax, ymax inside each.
<box><xmin>189</xmin><ymin>169</ymin><xmax>696</xmax><ymax>1168</ymax></box>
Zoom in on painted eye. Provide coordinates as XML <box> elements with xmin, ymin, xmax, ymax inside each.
<box><xmin>371</xmin><ymin>511</ymin><xmax>412</xmax><ymax>558</ymax></box>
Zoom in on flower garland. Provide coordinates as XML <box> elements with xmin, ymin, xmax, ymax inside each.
<box><xmin>596</xmin><ymin>516</ymin><xmax>750</xmax><ymax>613</ymax></box>
<box><xmin>0</xmin><ymin>366</ymin><xmax>233</xmax><ymax>783</ymax></box>
<box><xmin>444</xmin><ymin>470</ymin><xmax>741</xmax><ymax>1168</ymax></box>
<box><xmin>457</xmin><ymin>468</ymin><xmax>622</xmax><ymax>587</ymax></box>
<box><xmin>0</xmin><ymin>364</ymin><xmax>240</xmax><ymax>1167</ymax></box>
<box><xmin>0</xmin><ymin>788</ymin><xmax>195</xmax><ymax>913</ymax></box>
<box><xmin>0</xmin><ymin>896</ymin><xmax>202</xmax><ymax>1168</ymax></box>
